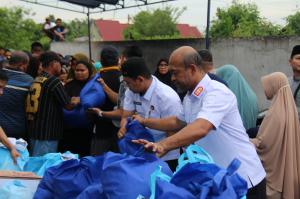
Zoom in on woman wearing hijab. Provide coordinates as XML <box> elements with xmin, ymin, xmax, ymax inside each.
<box><xmin>154</xmin><ymin>58</ymin><xmax>176</xmax><ymax>90</ymax></box>
<box><xmin>252</xmin><ymin>72</ymin><xmax>300</xmax><ymax>199</ymax></box>
<box><xmin>216</xmin><ymin>64</ymin><xmax>258</xmax><ymax>130</ymax></box>
<box><xmin>59</xmin><ymin>61</ymin><xmax>94</xmax><ymax>157</ymax></box>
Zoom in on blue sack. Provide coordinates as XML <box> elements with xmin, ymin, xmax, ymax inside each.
<box><xmin>34</xmin><ymin>156</ymin><xmax>102</xmax><ymax>199</ymax></box>
<box><xmin>80</xmin><ymin>73</ymin><xmax>106</xmax><ymax>109</ymax></box>
<box><xmin>76</xmin><ymin>184</ymin><xmax>106</xmax><ymax>199</ymax></box>
<box><xmin>100</xmin><ymin>152</ymin><xmax>172</xmax><ymax>199</ymax></box>
<box><xmin>0</xmin><ymin>147</ymin><xmax>29</xmax><ymax>171</ymax></box>
<box><xmin>171</xmin><ymin>158</ymin><xmax>248</xmax><ymax>199</ymax></box>
<box><xmin>149</xmin><ymin>166</ymin><xmax>196</xmax><ymax>199</ymax></box>
<box><xmin>0</xmin><ymin>180</ymin><xmax>35</xmax><ymax>199</ymax></box>
<box><xmin>23</xmin><ymin>152</ymin><xmax>77</xmax><ymax>176</ymax></box>
<box><xmin>118</xmin><ymin>119</ymin><xmax>154</xmax><ymax>156</ymax></box>
<box><xmin>64</xmin><ymin>73</ymin><xmax>106</xmax><ymax>128</ymax></box>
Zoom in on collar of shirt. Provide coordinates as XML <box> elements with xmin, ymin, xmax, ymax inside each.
<box><xmin>141</xmin><ymin>76</ymin><xmax>156</xmax><ymax>101</ymax></box>
<box><xmin>40</xmin><ymin>71</ymin><xmax>50</xmax><ymax>78</ymax></box>
<box><xmin>189</xmin><ymin>74</ymin><xmax>211</xmax><ymax>99</ymax></box>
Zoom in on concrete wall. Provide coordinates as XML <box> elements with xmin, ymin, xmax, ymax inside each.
<box><xmin>51</xmin><ymin>36</ymin><xmax>300</xmax><ymax>111</ymax></box>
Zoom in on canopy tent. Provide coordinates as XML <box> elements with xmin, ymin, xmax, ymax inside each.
<box><xmin>18</xmin><ymin>0</ymin><xmax>212</xmax><ymax>58</ymax></box>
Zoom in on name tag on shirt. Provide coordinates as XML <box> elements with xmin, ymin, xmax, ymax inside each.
<box><xmin>134</xmin><ymin>101</ymin><xmax>142</xmax><ymax>105</ymax></box>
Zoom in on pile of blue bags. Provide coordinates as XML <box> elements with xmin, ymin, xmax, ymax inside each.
<box><xmin>0</xmin><ymin>142</ymin><xmax>78</xmax><ymax>177</ymax></box>
<box><xmin>33</xmin><ymin>120</ymin><xmax>248</xmax><ymax>199</ymax></box>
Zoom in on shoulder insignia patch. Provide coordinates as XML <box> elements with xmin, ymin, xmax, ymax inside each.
<box><xmin>193</xmin><ymin>86</ymin><xmax>204</xmax><ymax>96</ymax></box>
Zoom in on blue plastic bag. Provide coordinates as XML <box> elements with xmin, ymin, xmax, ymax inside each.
<box><xmin>0</xmin><ymin>147</ymin><xmax>29</xmax><ymax>171</ymax></box>
<box><xmin>64</xmin><ymin>73</ymin><xmax>106</xmax><ymax>128</ymax></box>
<box><xmin>24</xmin><ymin>152</ymin><xmax>77</xmax><ymax>176</ymax></box>
<box><xmin>175</xmin><ymin>144</ymin><xmax>214</xmax><ymax>172</ymax></box>
<box><xmin>34</xmin><ymin>156</ymin><xmax>102</xmax><ymax>199</ymax></box>
<box><xmin>76</xmin><ymin>183</ymin><xmax>106</xmax><ymax>199</ymax></box>
<box><xmin>80</xmin><ymin>73</ymin><xmax>106</xmax><ymax>109</ymax></box>
<box><xmin>100</xmin><ymin>152</ymin><xmax>172</xmax><ymax>199</ymax></box>
<box><xmin>149</xmin><ymin>166</ymin><xmax>196</xmax><ymax>199</ymax></box>
<box><xmin>118</xmin><ymin>119</ymin><xmax>154</xmax><ymax>156</ymax></box>
<box><xmin>171</xmin><ymin>159</ymin><xmax>248</xmax><ymax>199</ymax></box>
<box><xmin>0</xmin><ymin>180</ymin><xmax>35</xmax><ymax>199</ymax></box>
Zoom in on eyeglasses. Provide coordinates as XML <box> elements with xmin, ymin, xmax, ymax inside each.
<box><xmin>159</xmin><ymin>63</ymin><xmax>168</xmax><ymax>67</ymax></box>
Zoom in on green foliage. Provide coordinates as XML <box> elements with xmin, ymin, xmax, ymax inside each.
<box><xmin>210</xmin><ymin>1</ymin><xmax>281</xmax><ymax>38</ymax></box>
<box><xmin>0</xmin><ymin>7</ymin><xmax>42</xmax><ymax>50</ymax></box>
<box><xmin>65</xmin><ymin>18</ymin><xmax>88</xmax><ymax>41</ymax></box>
<box><xmin>123</xmin><ymin>6</ymin><xmax>186</xmax><ymax>40</ymax></box>
<box><xmin>284</xmin><ymin>12</ymin><xmax>300</xmax><ymax>35</ymax></box>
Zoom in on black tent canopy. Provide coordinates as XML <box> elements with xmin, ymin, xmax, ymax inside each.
<box><xmin>60</xmin><ymin>0</ymin><xmax>119</xmax><ymax>9</ymax></box>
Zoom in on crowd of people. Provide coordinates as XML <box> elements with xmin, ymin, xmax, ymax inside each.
<box><xmin>0</xmin><ymin>41</ymin><xmax>300</xmax><ymax>199</ymax></box>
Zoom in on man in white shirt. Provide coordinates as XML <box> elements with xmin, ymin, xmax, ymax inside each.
<box><xmin>118</xmin><ymin>57</ymin><xmax>183</xmax><ymax>171</ymax></box>
<box><xmin>133</xmin><ymin>46</ymin><xmax>266</xmax><ymax>199</ymax></box>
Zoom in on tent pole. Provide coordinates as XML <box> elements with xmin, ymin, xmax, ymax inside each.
<box><xmin>205</xmin><ymin>0</ymin><xmax>211</xmax><ymax>49</ymax></box>
<box><xmin>87</xmin><ymin>8</ymin><xmax>92</xmax><ymax>60</ymax></box>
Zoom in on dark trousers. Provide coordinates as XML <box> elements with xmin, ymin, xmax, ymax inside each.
<box><xmin>247</xmin><ymin>178</ymin><xmax>266</xmax><ymax>199</ymax></box>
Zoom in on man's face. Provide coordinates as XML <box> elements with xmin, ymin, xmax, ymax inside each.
<box><xmin>19</xmin><ymin>61</ymin><xmax>29</xmax><ymax>72</ymax></box>
<box><xmin>56</xmin><ymin>20</ymin><xmax>62</xmax><ymax>27</ymax></box>
<box><xmin>0</xmin><ymin>49</ymin><xmax>5</xmax><ymax>56</ymax></box>
<box><xmin>0</xmin><ymin>80</ymin><xmax>7</xmax><ymax>96</ymax></box>
<box><xmin>123</xmin><ymin>76</ymin><xmax>143</xmax><ymax>93</ymax></box>
<box><xmin>5</xmin><ymin>51</ymin><xmax>11</xmax><ymax>60</ymax></box>
<box><xmin>169</xmin><ymin>55</ymin><xmax>192</xmax><ymax>92</ymax></box>
<box><xmin>32</xmin><ymin>47</ymin><xmax>43</xmax><ymax>57</ymax></box>
<box><xmin>290</xmin><ymin>54</ymin><xmax>300</xmax><ymax>75</ymax></box>
<box><xmin>51</xmin><ymin>60</ymin><xmax>62</xmax><ymax>77</ymax></box>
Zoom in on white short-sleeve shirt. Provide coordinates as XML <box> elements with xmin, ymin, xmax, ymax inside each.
<box><xmin>124</xmin><ymin>76</ymin><xmax>183</xmax><ymax>161</ymax></box>
<box><xmin>178</xmin><ymin>74</ymin><xmax>266</xmax><ymax>188</ymax></box>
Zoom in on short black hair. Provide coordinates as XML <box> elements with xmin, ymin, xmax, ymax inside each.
<box><xmin>122</xmin><ymin>45</ymin><xmax>143</xmax><ymax>59</ymax></box>
<box><xmin>100</xmin><ymin>46</ymin><xmax>119</xmax><ymax>67</ymax></box>
<box><xmin>121</xmin><ymin>57</ymin><xmax>151</xmax><ymax>79</ymax></box>
<box><xmin>40</xmin><ymin>51</ymin><xmax>61</xmax><ymax>68</ymax></box>
<box><xmin>198</xmin><ymin>49</ymin><xmax>213</xmax><ymax>62</ymax></box>
<box><xmin>0</xmin><ymin>70</ymin><xmax>8</xmax><ymax>82</ymax></box>
<box><xmin>31</xmin><ymin>42</ymin><xmax>43</xmax><ymax>51</ymax></box>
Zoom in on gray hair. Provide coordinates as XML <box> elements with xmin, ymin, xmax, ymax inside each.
<box><xmin>183</xmin><ymin>51</ymin><xmax>202</xmax><ymax>68</ymax></box>
<box><xmin>9</xmin><ymin>51</ymin><xmax>29</xmax><ymax>67</ymax></box>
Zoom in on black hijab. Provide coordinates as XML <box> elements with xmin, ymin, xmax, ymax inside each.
<box><xmin>154</xmin><ymin>58</ymin><xmax>176</xmax><ymax>90</ymax></box>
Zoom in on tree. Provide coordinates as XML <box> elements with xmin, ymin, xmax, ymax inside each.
<box><xmin>283</xmin><ymin>11</ymin><xmax>300</xmax><ymax>35</ymax></box>
<box><xmin>0</xmin><ymin>7</ymin><xmax>43</xmax><ymax>50</ymax></box>
<box><xmin>65</xmin><ymin>18</ymin><xmax>88</xmax><ymax>41</ymax></box>
<box><xmin>123</xmin><ymin>6</ymin><xmax>186</xmax><ymax>40</ymax></box>
<box><xmin>210</xmin><ymin>1</ymin><xmax>281</xmax><ymax>38</ymax></box>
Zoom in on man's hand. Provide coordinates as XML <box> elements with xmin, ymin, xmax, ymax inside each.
<box><xmin>87</xmin><ymin>108</ymin><xmax>102</xmax><ymax>115</ymax></box>
<box><xmin>132</xmin><ymin>139</ymin><xmax>167</xmax><ymax>157</ymax></box>
<box><xmin>132</xmin><ymin>114</ymin><xmax>145</xmax><ymax>125</ymax></box>
<box><xmin>10</xmin><ymin>148</ymin><xmax>20</xmax><ymax>164</ymax></box>
<box><xmin>71</xmin><ymin>97</ymin><xmax>80</xmax><ymax>106</ymax></box>
<box><xmin>97</xmin><ymin>78</ymin><xmax>110</xmax><ymax>92</ymax></box>
<box><xmin>117</xmin><ymin>126</ymin><xmax>127</xmax><ymax>139</ymax></box>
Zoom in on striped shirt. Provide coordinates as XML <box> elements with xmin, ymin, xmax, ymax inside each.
<box><xmin>27</xmin><ymin>71</ymin><xmax>70</xmax><ymax>140</ymax></box>
<box><xmin>0</xmin><ymin>68</ymin><xmax>33</xmax><ymax>138</ymax></box>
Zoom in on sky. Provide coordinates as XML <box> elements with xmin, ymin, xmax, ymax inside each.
<box><xmin>1</xmin><ymin>0</ymin><xmax>300</xmax><ymax>32</ymax></box>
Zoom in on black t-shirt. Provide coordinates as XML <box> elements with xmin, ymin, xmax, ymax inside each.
<box><xmin>95</xmin><ymin>67</ymin><xmax>121</xmax><ymax>138</ymax></box>
<box><xmin>27</xmin><ymin>72</ymin><xmax>71</xmax><ymax>140</ymax></box>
